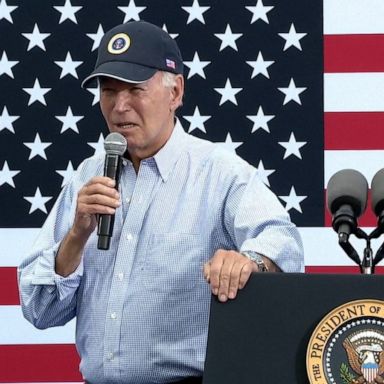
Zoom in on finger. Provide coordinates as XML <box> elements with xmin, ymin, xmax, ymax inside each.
<box><xmin>82</xmin><ymin>183</ymin><xmax>120</xmax><ymax>200</ymax></box>
<box><xmin>85</xmin><ymin>176</ymin><xmax>116</xmax><ymax>188</ymax></box>
<box><xmin>203</xmin><ymin>262</ymin><xmax>211</xmax><ymax>283</ymax></box>
<box><xmin>79</xmin><ymin>181</ymin><xmax>120</xmax><ymax>208</ymax></box>
<box><xmin>217</xmin><ymin>257</ymin><xmax>235</xmax><ymax>302</ymax></box>
<box><xmin>80</xmin><ymin>193</ymin><xmax>121</xmax><ymax>209</ymax></box>
<box><xmin>238</xmin><ymin>261</ymin><xmax>254</xmax><ymax>290</ymax></box>
<box><xmin>209</xmin><ymin>255</ymin><xmax>225</xmax><ymax>296</ymax></box>
<box><xmin>227</xmin><ymin>261</ymin><xmax>244</xmax><ymax>299</ymax></box>
<box><xmin>81</xmin><ymin>203</ymin><xmax>117</xmax><ymax>215</ymax></box>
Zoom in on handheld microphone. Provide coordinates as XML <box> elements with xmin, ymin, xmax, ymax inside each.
<box><xmin>326</xmin><ymin>169</ymin><xmax>368</xmax><ymax>236</ymax></box>
<box><xmin>97</xmin><ymin>132</ymin><xmax>127</xmax><ymax>250</ymax></box>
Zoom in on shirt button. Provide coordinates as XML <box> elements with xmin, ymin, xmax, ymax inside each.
<box><xmin>122</xmin><ymin>160</ymin><xmax>127</xmax><ymax>166</ymax></box>
<box><xmin>126</xmin><ymin>233</ymin><xmax>133</xmax><ymax>241</ymax></box>
<box><xmin>107</xmin><ymin>352</ymin><xmax>114</xmax><ymax>361</ymax></box>
<box><xmin>117</xmin><ymin>272</ymin><xmax>124</xmax><ymax>281</ymax></box>
<box><xmin>125</xmin><ymin>197</ymin><xmax>131</xmax><ymax>204</ymax></box>
<box><xmin>111</xmin><ymin>312</ymin><xmax>117</xmax><ymax>320</ymax></box>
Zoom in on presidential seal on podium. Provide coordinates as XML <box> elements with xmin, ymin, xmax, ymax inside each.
<box><xmin>307</xmin><ymin>299</ymin><xmax>384</xmax><ymax>384</ymax></box>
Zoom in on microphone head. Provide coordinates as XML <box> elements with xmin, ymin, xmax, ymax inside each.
<box><xmin>104</xmin><ymin>132</ymin><xmax>127</xmax><ymax>156</ymax></box>
<box><xmin>371</xmin><ymin>168</ymin><xmax>384</xmax><ymax>216</ymax></box>
<box><xmin>326</xmin><ymin>169</ymin><xmax>368</xmax><ymax>218</ymax></box>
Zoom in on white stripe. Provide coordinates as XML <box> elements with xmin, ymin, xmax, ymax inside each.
<box><xmin>0</xmin><ymin>306</ymin><xmax>75</xmax><ymax>344</ymax></box>
<box><xmin>324</xmin><ymin>0</ymin><xmax>384</xmax><ymax>34</ymax></box>
<box><xmin>324</xmin><ymin>150</ymin><xmax>384</xmax><ymax>186</ymax></box>
<box><xmin>299</xmin><ymin>227</ymin><xmax>383</xmax><ymax>266</ymax></box>
<box><xmin>324</xmin><ymin>73</ymin><xmax>384</xmax><ymax>112</ymax></box>
<box><xmin>0</xmin><ymin>228</ymin><xmax>39</xmax><ymax>266</ymax></box>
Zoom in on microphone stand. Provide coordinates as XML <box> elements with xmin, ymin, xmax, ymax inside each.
<box><xmin>337</xmin><ymin>227</ymin><xmax>375</xmax><ymax>274</ymax></box>
<box><xmin>361</xmin><ymin>238</ymin><xmax>374</xmax><ymax>274</ymax></box>
<box><xmin>368</xmin><ymin>226</ymin><xmax>384</xmax><ymax>274</ymax></box>
<box><xmin>372</xmin><ymin>242</ymin><xmax>384</xmax><ymax>270</ymax></box>
<box><xmin>337</xmin><ymin>232</ymin><xmax>362</xmax><ymax>267</ymax></box>
<box><xmin>331</xmin><ymin>207</ymin><xmax>384</xmax><ymax>274</ymax></box>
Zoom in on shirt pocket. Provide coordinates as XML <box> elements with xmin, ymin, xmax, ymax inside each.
<box><xmin>142</xmin><ymin>233</ymin><xmax>205</xmax><ymax>292</ymax></box>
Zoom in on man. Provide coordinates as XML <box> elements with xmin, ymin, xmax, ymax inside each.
<box><xmin>18</xmin><ymin>21</ymin><xmax>304</xmax><ymax>384</ymax></box>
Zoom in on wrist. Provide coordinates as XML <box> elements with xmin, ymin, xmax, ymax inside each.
<box><xmin>241</xmin><ymin>251</ymin><xmax>269</xmax><ymax>272</ymax></box>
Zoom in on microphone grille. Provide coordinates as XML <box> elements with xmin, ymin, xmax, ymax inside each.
<box><xmin>326</xmin><ymin>169</ymin><xmax>368</xmax><ymax>217</ymax></box>
<box><xmin>104</xmin><ymin>132</ymin><xmax>127</xmax><ymax>156</ymax></box>
<box><xmin>371</xmin><ymin>168</ymin><xmax>384</xmax><ymax>215</ymax></box>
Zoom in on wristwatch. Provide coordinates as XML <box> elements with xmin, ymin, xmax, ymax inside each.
<box><xmin>241</xmin><ymin>251</ymin><xmax>269</xmax><ymax>272</ymax></box>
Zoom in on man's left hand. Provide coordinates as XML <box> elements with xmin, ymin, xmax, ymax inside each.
<box><xmin>203</xmin><ymin>250</ymin><xmax>258</xmax><ymax>303</ymax></box>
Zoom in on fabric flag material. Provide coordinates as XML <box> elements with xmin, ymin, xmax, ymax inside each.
<box><xmin>0</xmin><ymin>0</ymin><xmax>383</xmax><ymax>382</ymax></box>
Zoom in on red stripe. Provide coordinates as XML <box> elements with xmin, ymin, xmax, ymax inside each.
<box><xmin>324</xmin><ymin>34</ymin><xmax>384</xmax><ymax>73</ymax></box>
<box><xmin>325</xmin><ymin>112</ymin><xmax>384</xmax><ymax>150</ymax></box>
<box><xmin>0</xmin><ymin>267</ymin><xmax>19</xmax><ymax>305</ymax></box>
<box><xmin>325</xmin><ymin>189</ymin><xmax>377</xmax><ymax>227</ymax></box>
<box><xmin>0</xmin><ymin>344</ymin><xmax>82</xmax><ymax>381</ymax></box>
<box><xmin>306</xmin><ymin>266</ymin><xmax>384</xmax><ymax>274</ymax></box>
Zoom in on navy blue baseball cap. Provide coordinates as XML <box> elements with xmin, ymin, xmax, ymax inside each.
<box><xmin>81</xmin><ymin>20</ymin><xmax>183</xmax><ymax>88</ymax></box>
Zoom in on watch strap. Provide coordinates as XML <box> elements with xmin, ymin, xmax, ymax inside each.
<box><xmin>241</xmin><ymin>251</ymin><xmax>269</xmax><ymax>272</ymax></box>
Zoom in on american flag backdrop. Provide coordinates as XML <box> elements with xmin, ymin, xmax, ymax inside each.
<box><xmin>1</xmin><ymin>0</ymin><xmax>384</xmax><ymax>382</ymax></box>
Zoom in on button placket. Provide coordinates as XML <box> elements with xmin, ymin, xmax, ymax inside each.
<box><xmin>103</xmin><ymin>160</ymin><xmax>162</xmax><ymax>377</ymax></box>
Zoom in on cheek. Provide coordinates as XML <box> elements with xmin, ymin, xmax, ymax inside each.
<box><xmin>99</xmin><ymin>99</ymin><xmax>108</xmax><ymax>117</ymax></box>
<box><xmin>100</xmin><ymin>101</ymin><xmax>113</xmax><ymax>122</ymax></box>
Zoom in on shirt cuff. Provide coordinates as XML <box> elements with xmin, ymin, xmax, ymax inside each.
<box><xmin>31</xmin><ymin>243</ymin><xmax>83</xmax><ymax>300</ymax></box>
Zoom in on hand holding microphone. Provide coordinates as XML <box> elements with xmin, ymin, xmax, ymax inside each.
<box><xmin>97</xmin><ymin>132</ymin><xmax>127</xmax><ymax>250</ymax></box>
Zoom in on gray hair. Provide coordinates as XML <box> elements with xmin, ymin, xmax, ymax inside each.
<box><xmin>161</xmin><ymin>71</ymin><xmax>178</xmax><ymax>88</ymax></box>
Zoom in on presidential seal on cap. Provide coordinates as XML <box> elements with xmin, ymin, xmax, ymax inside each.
<box><xmin>108</xmin><ymin>33</ymin><xmax>131</xmax><ymax>55</ymax></box>
<box><xmin>81</xmin><ymin>20</ymin><xmax>183</xmax><ymax>88</ymax></box>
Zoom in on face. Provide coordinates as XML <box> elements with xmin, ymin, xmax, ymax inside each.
<box><xmin>99</xmin><ymin>71</ymin><xmax>184</xmax><ymax>164</ymax></box>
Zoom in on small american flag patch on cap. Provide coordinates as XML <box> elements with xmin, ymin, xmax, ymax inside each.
<box><xmin>166</xmin><ymin>58</ymin><xmax>176</xmax><ymax>69</ymax></box>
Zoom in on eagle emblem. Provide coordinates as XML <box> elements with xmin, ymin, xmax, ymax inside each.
<box><xmin>343</xmin><ymin>330</ymin><xmax>384</xmax><ymax>383</ymax></box>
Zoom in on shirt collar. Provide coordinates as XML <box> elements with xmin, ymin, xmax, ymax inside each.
<box><xmin>153</xmin><ymin>119</ymin><xmax>188</xmax><ymax>182</ymax></box>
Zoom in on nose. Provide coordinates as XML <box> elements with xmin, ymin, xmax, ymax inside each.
<box><xmin>114</xmin><ymin>90</ymin><xmax>132</xmax><ymax>112</ymax></box>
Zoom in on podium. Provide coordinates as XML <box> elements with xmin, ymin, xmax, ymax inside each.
<box><xmin>202</xmin><ymin>273</ymin><xmax>384</xmax><ymax>384</ymax></box>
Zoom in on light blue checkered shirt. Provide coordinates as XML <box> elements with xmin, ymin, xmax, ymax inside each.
<box><xmin>18</xmin><ymin>121</ymin><xmax>304</xmax><ymax>383</ymax></box>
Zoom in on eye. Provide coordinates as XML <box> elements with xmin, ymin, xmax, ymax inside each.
<box><xmin>101</xmin><ymin>84</ymin><xmax>113</xmax><ymax>91</ymax></box>
<box><xmin>131</xmin><ymin>86</ymin><xmax>144</xmax><ymax>92</ymax></box>
<box><xmin>101</xmin><ymin>86</ymin><xmax>116</xmax><ymax>96</ymax></box>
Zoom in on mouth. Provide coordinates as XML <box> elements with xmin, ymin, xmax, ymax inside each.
<box><xmin>115</xmin><ymin>122</ymin><xmax>137</xmax><ymax>130</ymax></box>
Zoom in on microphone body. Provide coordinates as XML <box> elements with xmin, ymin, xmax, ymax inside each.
<box><xmin>332</xmin><ymin>204</ymin><xmax>356</xmax><ymax>236</ymax></box>
<box><xmin>97</xmin><ymin>132</ymin><xmax>127</xmax><ymax>250</ymax></box>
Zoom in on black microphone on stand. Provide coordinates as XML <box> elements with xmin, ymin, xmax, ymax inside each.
<box><xmin>326</xmin><ymin>169</ymin><xmax>368</xmax><ymax>237</ymax></box>
<box><xmin>326</xmin><ymin>169</ymin><xmax>369</xmax><ymax>270</ymax></box>
<box><xmin>97</xmin><ymin>132</ymin><xmax>127</xmax><ymax>250</ymax></box>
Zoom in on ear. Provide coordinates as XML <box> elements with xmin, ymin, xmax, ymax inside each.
<box><xmin>170</xmin><ymin>75</ymin><xmax>184</xmax><ymax>111</ymax></box>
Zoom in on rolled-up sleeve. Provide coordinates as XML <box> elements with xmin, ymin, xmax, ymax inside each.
<box><xmin>18</xmin><ymin>181</ymin><xmax>83</xmax><ymax>329</ymax></box>
<box><xmin>224</xmin><ymin>168</ymin><xmax>304</xmax><ymax>272</ymax></box>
